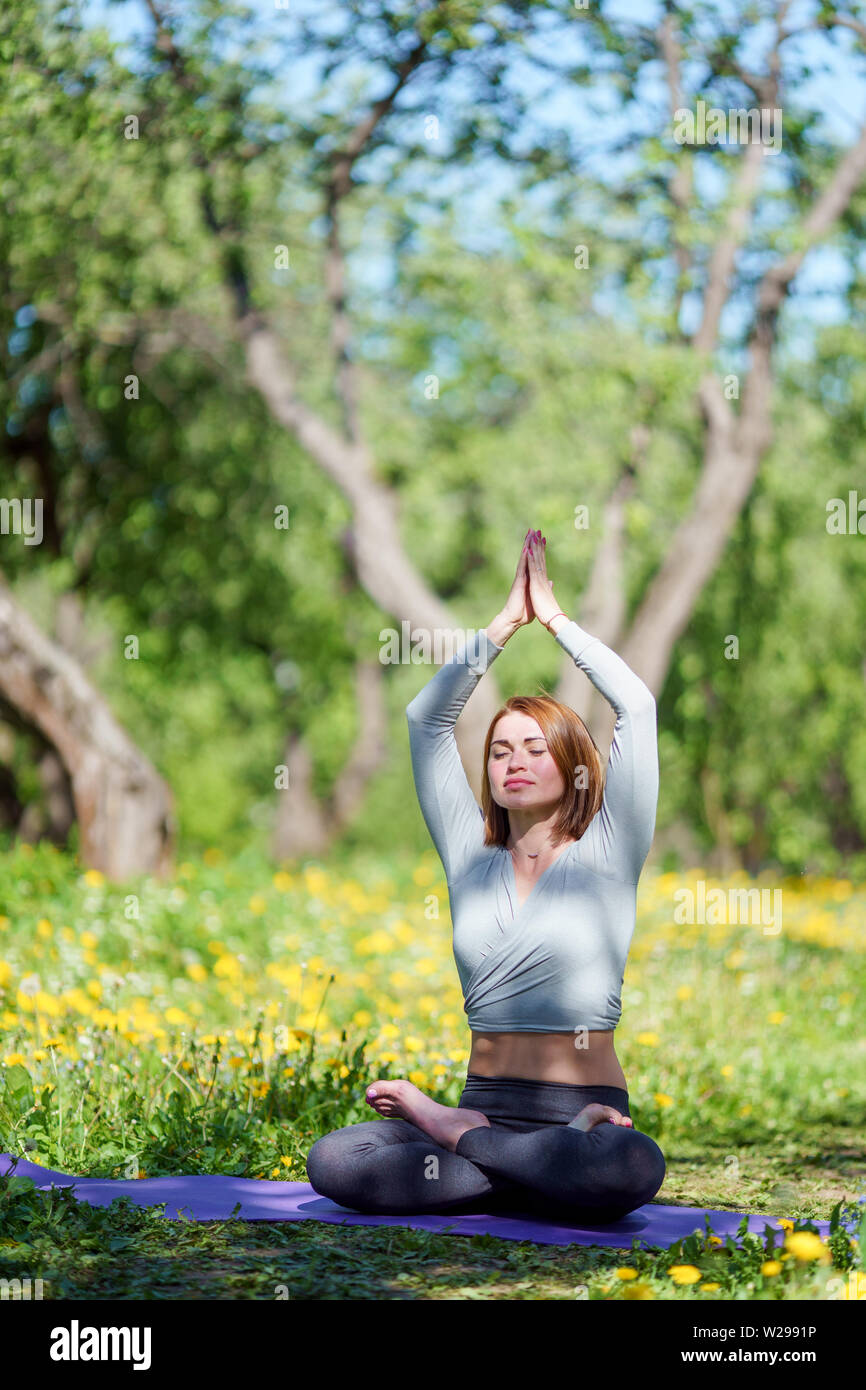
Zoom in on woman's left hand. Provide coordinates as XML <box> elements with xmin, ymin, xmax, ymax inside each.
<box><xmin>526</xmin><ymin>530</ymin><xmax>561</xmax><ymax>628</ymax></box>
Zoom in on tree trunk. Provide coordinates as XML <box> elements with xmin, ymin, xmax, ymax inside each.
<box><xmin>0</xmin><ymin>577</ymin><xmax>175</xmax><ymax>880</ymax></box>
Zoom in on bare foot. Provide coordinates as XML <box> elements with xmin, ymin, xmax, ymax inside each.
<box><xmin>366</xmin><ymin>1079</ymin><xmax>491</xmax><ymax>1152</ymax></box>
<box><xmin>570</xmin><ymin>1102</ymin><xmax>634</xmax><ymax>1132</ymax></box>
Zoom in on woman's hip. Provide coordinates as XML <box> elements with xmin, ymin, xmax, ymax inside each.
<box><xmin>458</xmin><ymin>1071</ymin><xmax>630</xmax><ymax>1128</ymax></box>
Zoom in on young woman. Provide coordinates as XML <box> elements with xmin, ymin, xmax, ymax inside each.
<box><xmin>306</xmin><ymin>528</ymin><xmax>666</xmax><ymax>1222</ymax></box>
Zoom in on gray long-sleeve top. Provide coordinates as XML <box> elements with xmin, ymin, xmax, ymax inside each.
<box><xmin>405</xmin><ymin>621</ymin><xmax>659</xmax><ymax>1033</ymax></box>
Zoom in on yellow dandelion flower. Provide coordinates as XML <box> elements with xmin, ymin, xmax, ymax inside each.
<box><xmin>622</xmin><ymin>1283</ymin><xmax>654</xmax><ymax>1299</ymax></box>
<box><xmin>271</xmin><ymin>1168</ymin><xmax>281</xmax><ymax>1178</ymax></box>
<box><xmin>79</xmin><ymin>931</ymin><xmax>98</xmax><ymax>950</ymax></box>
<box><xmin>248</xmin><ymin>895</ymin><xmax>268</xmax><ymax>915</ymax></box>
<box><xmin>784</xmin><ymin>1232</ymin><xmax>830</xmax><ymax>1263</ymax></box>
<box><xmin>636</xmin><ymin>1032</ymin><xmax>660</xmax><ymax>1046</ymax></box>
<box><xmin>761</xmin><ymin>1261</ymin><xmax>782</xmax><ymax>1276</ymax></box>
<box><xmin>654</xmin><ymin>1093</ymin><xmax>674</xmax><ymax>1107</ymax></box>
<box><xmin>213</xmin><ymin>955</ymin><xmax>242</xmax><ymax>980</ymax></box>
<box><xmin>768</xmin><ymin>1011</ymin><xmax>786</xmax><ymax>1025</ymax></box>
<box><xmin>3</xmin><ymin>1053</ymin><xmax>27</xmax><ymax>1067</ymax></box>
<box><xmin>700</xmin><ymin>1282</ymin><xmax>721</xmax><ymax>1291</ymax></box>
<box><xmin>615</xmin><ymin>1268</ymin><xmax>638</xmax><ymax>1280</ymax></box>
<box><xmin>356</xmin><ymin>930</ymin><xmax>395</xmax><ymax>956</ymax></box>
<box><xmin>83</xmin><ymin>870</ymin><xmax>105</xmax><ymax>886</ymax></box>
<box><xmin>720</xmin><ymin>1065</ymin><xmax>734</xmax><ymax>1078</ymax></box>
<box><xmin>0</xmin><ymin>961</ymin><xmax>13</xmax><ymax>989</ymax></box>
<box><xmin>36</xmin><ymin>919</ymin><xmax>53</xmax><ymax>939</ymax></box>
<box><xmin>273</xmin><ymin>871</ymin><xmax>294</xmax><ymax>892</ymax></box>
<box><xmin>668</xmin><ymin>1265</ymin><xmax>702</xmax><ymax>1285</ymax></box>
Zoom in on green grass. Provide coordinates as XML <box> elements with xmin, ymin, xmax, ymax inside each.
<box><xmin>0</xmin><ymin>838</ymin><xmax>864</xmax><ymax>1300</ymax></box>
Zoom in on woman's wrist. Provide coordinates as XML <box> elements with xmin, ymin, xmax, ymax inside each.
<box><xmin>486</xmin><ymin>612</ymin><xmax>521</xmax><ymax>647</ymax></box>
<box><xmin>544</xmin><ymin>611</ymin><xmax>569</xmax><ymax>635</ymax></box>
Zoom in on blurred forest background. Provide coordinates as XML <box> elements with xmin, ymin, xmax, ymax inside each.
<box><xmin>2</xmin><ymin>0</ymin><xmax>866</xmax><ymax>882</ymax></box>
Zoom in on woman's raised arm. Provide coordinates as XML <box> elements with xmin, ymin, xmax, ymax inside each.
<box><xmin>526</xmin><ymin>531</ymin><xmax>658</xmax><ymax>882</ymax></box>
<box><xmin>551</xmin><ymin>618</ymin><xmax>658</xmax><ymax>882</ymax></box>
<box><xmin>405</xmin><ymin>529</ymin><xmax>535</xmax><ymax>884</ymax></box>
<box><xmin>406</xmin><ymin>626</ymin><xmax>504</xmax><ymax>886</ymax></box>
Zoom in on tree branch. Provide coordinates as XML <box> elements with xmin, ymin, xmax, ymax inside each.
<box><xmin>656</xmin><ymin>6</ymin><xmax>694</xmax><ymax>333</ymax></box>
<box><xmin>323</xmin><ymin>38</ymin><xmax>429</xmax><ymax>443</ymax></box>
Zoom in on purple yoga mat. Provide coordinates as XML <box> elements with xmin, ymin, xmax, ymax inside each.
<box><xmin>0</xmin><ymin>1151</ymin><xmax>833</xmax><ymax>1250</ymax></box>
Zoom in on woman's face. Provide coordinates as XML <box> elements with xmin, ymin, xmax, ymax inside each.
<box><xmin>487</xmin><ymin>712</ymin><xmax>566</xmax><ymax>811</ymax></box>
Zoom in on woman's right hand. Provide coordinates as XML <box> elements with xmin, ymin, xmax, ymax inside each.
<box><xmin>499</xmin><ymin>528</ymin><xmax>536</xmax><ymax>631</ymax></box>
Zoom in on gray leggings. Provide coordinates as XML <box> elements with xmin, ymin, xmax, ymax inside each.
<box><xmin>306</xmin><ymin>1073</ymin><xmax>666</xmax><ymax>1222</ymax></box>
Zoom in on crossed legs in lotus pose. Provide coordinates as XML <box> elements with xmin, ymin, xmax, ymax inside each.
<box><xmin>305</xmin><ymin>1078</ymin><xmax>666</xmax><ymax>1221</ymax></box>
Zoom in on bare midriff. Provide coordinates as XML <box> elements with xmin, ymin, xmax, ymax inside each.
<box><xmin>468</xmin><ymin>1029</ymin><xmax>627</xmax><ymax>1088</ymax></box>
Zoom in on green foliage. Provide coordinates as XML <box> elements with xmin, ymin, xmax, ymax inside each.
<box><xmin>1</xmin><ymin>0</ymin><xmax>865</xmax><ymax>873</ymax></box>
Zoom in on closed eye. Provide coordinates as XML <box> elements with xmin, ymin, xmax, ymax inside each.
<box><xmin>493</xmin><ymin>750</ymin><xmax>546</xmax><ymax>759</ymax></box>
